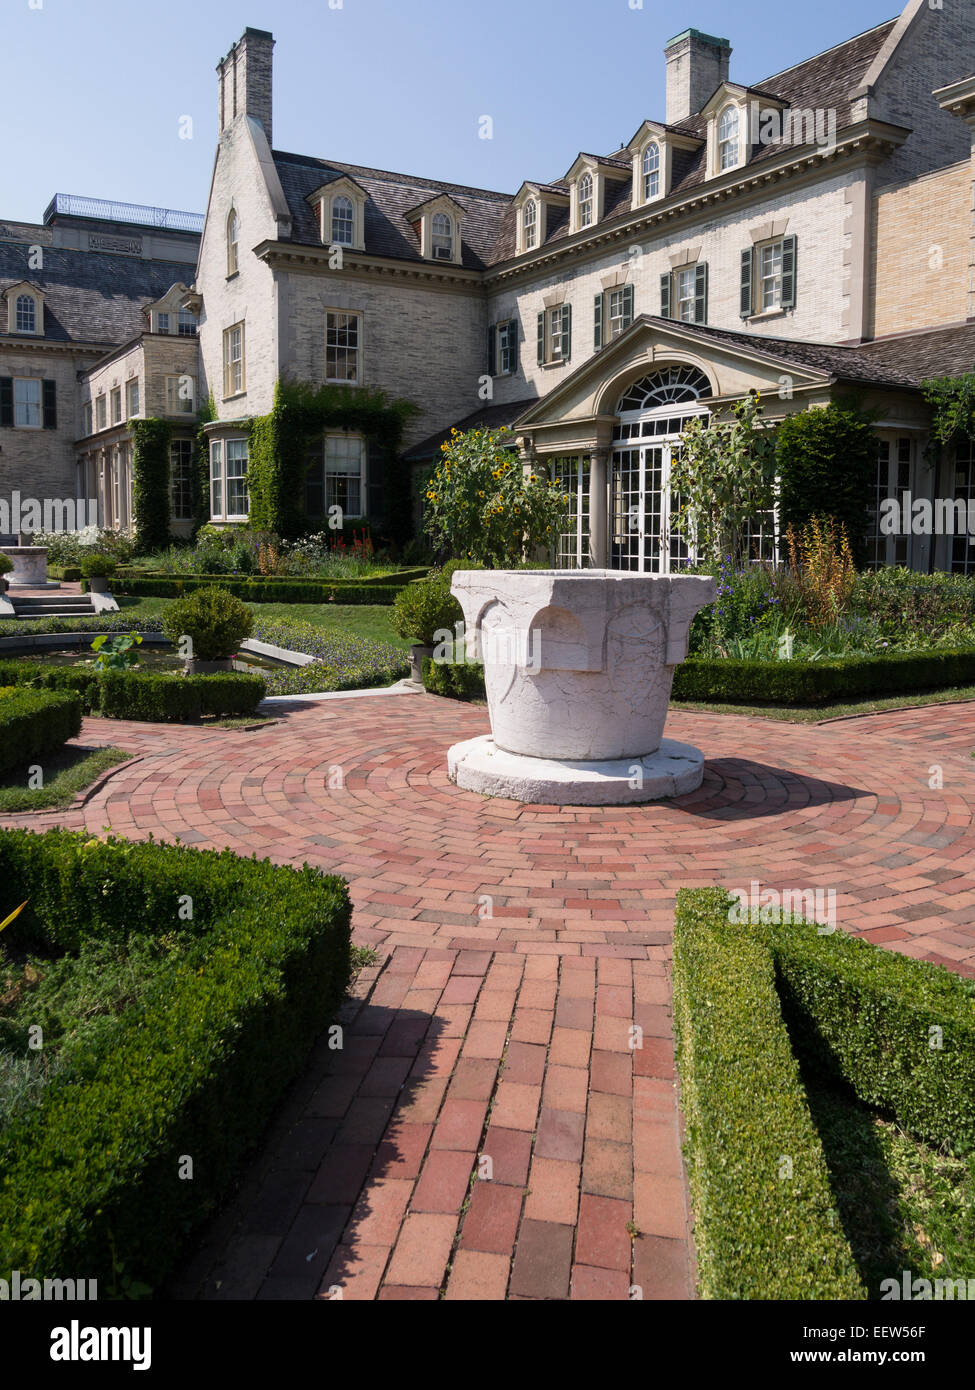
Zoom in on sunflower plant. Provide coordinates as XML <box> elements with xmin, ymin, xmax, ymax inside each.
<box><xmin>422</xmin><ymin>427</ymin><xmax>570</xmax><ymax>568</ymax></box>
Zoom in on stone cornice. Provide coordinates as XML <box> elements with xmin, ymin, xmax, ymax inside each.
<box><xmin>252</xmin><ymin>240</ymin><xmax>486</xmax><ymax>291</ymax></box>
<box><xmin>0</xmin><ymin>336</ymin><xmax>117</xmax><ymax>359</ymax></box>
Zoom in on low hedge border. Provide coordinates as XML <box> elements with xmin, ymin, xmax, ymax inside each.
<box><xmin>672</xmin><ymin>888</ymin><xmax>865</xmax><ymax>1300</ymax></box>
<box><xmin>48</xmin><ymin>565</ymin><xmax>82</xmax><ymax>583</ymax></box>
<box><xmin>0</xmin><ymin>827</ymin><xmax>352</xmax><ymax>1289</ymax></box>
<box><xmin>673</xmin><ymin>649</ymin><xmax>975</xmax><ymax>705</ymax></box>
<box><xmin>109</xmin><ymin>574</ymin><xmax>422</xmax><ymax>605</ymax></box>
<box><xmin>421</xmin><ymin>656</ymin><xmax>486</xmax><ymax>701</ymax></box>
<box><xmin>0</xmin><ymin>688</ymin><xmax>82</xmax><ymax>776</ymax></box>
<box><xmin>0</xmin><ymin>660</ymin><xmax>265</xmax><ymax>722</ymax></box>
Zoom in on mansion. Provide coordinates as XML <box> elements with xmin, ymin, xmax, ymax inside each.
<box><xmin>3</xmin><ymin>1</ymin><xmax>975</xmax><ymax>573</ymax></box>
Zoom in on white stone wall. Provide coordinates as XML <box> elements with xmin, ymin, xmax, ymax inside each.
<box><xmin>486</xmin><ymin>171</ymin><xmax>858</xmax><ymax>406</ymax></box>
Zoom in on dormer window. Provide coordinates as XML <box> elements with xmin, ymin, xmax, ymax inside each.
<box><xmin>718</xmin><ymin>105</ymin><xmax>740</xmax><ymax>171</ymax></box>
<box><xmin>16</xmin><ymin>295</ymin><xmax>36</xmax><ymax>333</ymax></box>
<box><xmin>178</xmin><ymin>308</ymin><xmax>197</xmax><ymax>336</ymax></box>
<box><xmin>331</xmin><ymin>196</ymin><xmax>355</xmax><ymax>246</ymax></box>
<box><xmin>577</xmin><ymin>172</ymin><xmax>594</xmax><ymax>229</ymax></box>
<box><xmin>227</xmin><ymin>208</ymin><xmax>239</xmax><ymax>276</ymax></box>
<box><xmin>642</xmin><ymin>144</ymin><xmax>660</xmax><ymax>202</ymax></box>
<box><xmin>523</xmin><ymin>199</ymin><xmax>537</xmax><ymax>251</ymax></box>
<box><xmin>432</xmin><ymin>213</ymin><xmax>453</xmax><ymax>260</ymax></box>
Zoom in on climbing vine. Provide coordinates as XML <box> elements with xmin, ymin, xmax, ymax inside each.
<box><xmin>194</xmin><ymin>391</ymin><xmax>217</xmax><ymax>532</ymax></box>
<box><xmin>922</xmin><ymin>372</ymin><xmax>975</xmax><ymax>446</ymax></box>
<box><xmin>131</xmin><ymin>419</ymin><xmax>174</xmax><ymax>552</ymax></box>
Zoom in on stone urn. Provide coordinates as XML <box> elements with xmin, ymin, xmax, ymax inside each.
<box><xmin>1</xmin><ymin>545</ymin><xmax>54</xmax><ymax>589</ymax></box>
<box><xmin>408</xmin><ymin>643</ymin><xmax>434</xmax><ymax>685</ymax></box>
<box><xmin>446</xmin><ymin>569</ymin><xmax>715</xmax><ymax>805</ymax></box>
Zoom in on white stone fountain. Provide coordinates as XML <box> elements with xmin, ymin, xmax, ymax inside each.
<box><xmin>447</xmin><ymin>569</ymin><xmax>715</xmax><ymax>805</ymax></box>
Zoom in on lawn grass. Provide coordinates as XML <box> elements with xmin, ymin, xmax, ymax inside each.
<box><xmin>113</xmin><ymin>596</ymin><xmax>408</xmax><ymax>650</ymax></box>
<box><xmin>807</xmin><ymin>1083</ymin><xmax>975</xmax><ymax>1298</ymax></box>
<box><xmin>0</xmin><ymin>746</ymin><xmax>130</xmax><ymax>813</ymax></box>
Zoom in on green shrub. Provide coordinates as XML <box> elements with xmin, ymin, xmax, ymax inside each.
<box><xmin>79</xmin><ymin>551</ymin><xmax>117</xmax><ymax>580</ymax></box>
<box><xmin>0</xmin><ymin>554</ymin><xmax>13</xmax><ymax>577</ymax></box>
<box><xmin>0</xmin><ymin>688</ymin><xmax>81</xmax><ymax>776</ymax></box>
<box><xmin>0</xmin><ymin>827</ymin><xmax>352</xmax><ymax>1289</ymax></box>
<box><xmin>48</xmin><ymin>565</ymin><xmax>82</xmax><ymax>583</ymax></box>
<box><xmin>162</xmin><ymin>585</ymin><xmax>254</xmax><ymax>661</ymax></box>
<box><xmin>672</xmin><ymin>648</ymin><xmax>975</xmax><ymax>705</ymax></box>
<box><xmin>394</xmin><ymin>577</ymin><xmax>462</xmax><ymax>645</ymax></box>
<box><xmin>776</xmin><ymin>404</ymin><xmax>877</xmax><ymax>565</ymax></box>
<box><xmin>0</xmin><ymin>661</ymin><xmax>265</xmax><ymax>722</ymax></box>
<box><xmin>422</xmin><ymin>655</ymin><xmax>485</xmax><ymax>700</ymax></box>
<box><xmin>114</xmin><ymin>574</ymin><xmax>408</xmax><ymax>605</ymax></box>
<box><xmin>673</xmin><ymin>888</ymin><xmax>866</xmax><ymax>1300</ymax></box>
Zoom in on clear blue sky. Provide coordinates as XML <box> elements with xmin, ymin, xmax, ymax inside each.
<box><xmin>2</xmin><ymin>0</ymin><xmax>898</xmax><ymax>223</ymax></box>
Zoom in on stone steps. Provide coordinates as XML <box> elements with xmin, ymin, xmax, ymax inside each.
<box><xmin>9</xmin><ymin>595</ymin><xmax>98</xmax><ymax>619</ymax></box>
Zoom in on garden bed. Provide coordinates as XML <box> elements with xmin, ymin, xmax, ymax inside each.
<box><xmin>110</xmin><ymin>574</ymin><xmax>418</xmax><ymax>605</ymax></box>
<box><xmin>0</xmin><ymin>827</ymin><xmax>352</xmax><ymax>1292</ymax></box>
<box><xmin>672</xmin><ymin>888</ymin><xmax>975</xmax><ymax>1299</ymax></box>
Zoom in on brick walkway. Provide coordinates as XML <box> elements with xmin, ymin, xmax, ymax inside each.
<box><xmin>5</xmin><ymin>693</ymin><xmax>975</xmax><ymax>1300</ymax></box>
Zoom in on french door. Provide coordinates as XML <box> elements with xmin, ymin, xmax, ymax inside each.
<box><xmin>610</xmin><ymin>442</ymin><xmax>690</xmax><ymax>573</ymax></box>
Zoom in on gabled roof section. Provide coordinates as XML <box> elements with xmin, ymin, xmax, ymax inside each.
<box><xmin>402</xmin><ymin>192</ymin><xmax>468</xmax><ymax>222</ymax></box>
<box><xmin>305</xmin><ymin>173</ymin><xmax>368</xmax><ymax>205</ymax></box>
<box><xmin>2</xmin><ymin>280</ymin><xmax>44</xmax><ymax>300</ymax></box>
<box><xmin>625</xmin><ymin>120</ymin><xmax>703</xmax><ymax>153</ymax></box>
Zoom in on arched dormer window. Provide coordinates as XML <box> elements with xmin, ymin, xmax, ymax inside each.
<box><xmin>331</xmin><ymin>196</ymin><xmax>354</xmax><ymax>246</ymax></box>
<box><xmin>432</xmin><ymin>212</ymin><xmax>453</xmax><ymax>260</ymax></box>
<box><xmin>227</xmin><ymin>208</ymin><xmax>239</xmax><ymax>276</ymax></box>
<box><xmin>642</xmin><ymin>143</ymin><xmax>660</xmax><ymax>201</ymax></box>
<box><xmin>523</xmin><ymin>199</ymin><xmax>537</xmax><ymax>251</ymax></box>
<box><xmin>15</xmin><ymin>294</ymin><xmax>36</xmax><ymax>333</ymax></box>
<box><xmin>718</xmin><ymin>106</ymin><xmax>739</xmax><ymax>171</ymax></box>
<box><xmin>577</xmin><ymin>171</ymin><xmax>594</xmax><ymax>228</ymax></box>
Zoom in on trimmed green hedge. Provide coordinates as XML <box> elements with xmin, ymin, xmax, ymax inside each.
<box><xmin>673</xmin><ymin>888</ymin><xmax>865</xmax><ymax>1300</ymax></box>
<box><xmin>673</xmin><ymin>648</ymin><xmax>975</xmax><ymax>705</ymax></box>
<box><xmin>421</xmin><ymin>656</ymin><xmax>486</xmax><ymax>701</ymax></box>
<box><xmin>0</xmin><ymin>688</ymin><xmax>82</xmax><ymax>776</ymax></box>
<box><xmin>48</xmin><ymin>565</ymin><xmax>82</xmax><ymax>583</ymax></box>
<box><xmin>765</xmin><ymin>919</ymin><xmax>975</xmax><ymax>1156</ymax></box>
<box><xmin>0</xmin><ymin>660</ymin><xmax>265</xmax><ymax>722</ymax></box>
<box><xmin>111</xmin><ymin>574</ymin><xmax>410</xmax><ymax>605</ymax></box>
<box><xmin>0</xmin><ymin>827</ymin><xmax>352</xmax><ymax>1288</ymax></box>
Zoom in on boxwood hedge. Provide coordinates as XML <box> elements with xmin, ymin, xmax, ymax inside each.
<box><xmin>0</xmin><ymin>688</ymin><xmax>82</xmax><ymax>776</ymax></box>
<box><xmin>110</xmin><ymin>573</ymin><xmax>421</xmax><ymax>605</ymax></box>
<box><xmin>0</xmin><ymin>660</ymin><xmax>265</xmax><ymax>722</ymax></box>
<box><xmin>672</xmin><ymin>888</ymin><xmax>865</xmax><ymax>1300</ymax></box>
<box><xmin>0</xmin><ymin>827</ymin><xmax>353</xmax><ymax>1290</ymax></box>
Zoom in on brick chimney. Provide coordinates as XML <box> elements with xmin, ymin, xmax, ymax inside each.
<box><xmin>665</xmin><ymin>29</ymin><xmax>731</xmax><ymax>124</ymax></box>
<box><xmin>218</xmin><ymin>28</ymin><xmax>275</xmax><ymax>145</ymax></box>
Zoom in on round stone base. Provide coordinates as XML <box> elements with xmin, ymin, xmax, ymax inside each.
<box><xmin>447</xmin><ymin>735</ymin><xmax>706</xmax><ymax>806</ymax></box>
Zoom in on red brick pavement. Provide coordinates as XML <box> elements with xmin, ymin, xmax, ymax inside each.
<box><xmin>5</xmin><ymin>692</ymin><xmax>975</xmax><ymax>1300</ymax></box>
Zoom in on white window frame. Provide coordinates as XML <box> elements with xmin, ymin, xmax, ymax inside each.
<box><xmin>431</xmin><ymin>212</ymin><xmax>453</xmax><ymax>261</ymax></box>
<box><xmin>166</xmin><ymin>375</ymin><xmax>196</xmax><ymax>415</ymax></box>
<box><xmin>156</xmin><ymin>312</ymin><xmax>170</xmax><ymax>335</ymax></box>
<box><xmin>170</xmin><ymin>438</ymin><xmax>195</xmax><ymax>522</ymax></box>
<box><xmin>548</xmin><ymin>306</ymin><xmax>567</xmax><ymax>362</ymax></box>
<box><xmin>126</xmin><ymin>378</ymin><xmax>140</xmax><ymax>418</ymax></box>
<box><xmin>325</xmin><ymin>310</ymin><xmax>362</xmax><ymax>385</ymax></box>
<box><xmin>13</xmin><ymin>376</ymin><xmax>42</xmax><ymax>429</ymax></box>
<box><xmin>95</xmin><ymin>393</ymin><xmax>107</xmax><ymax>431</ymax></box>
<box><xmin>331</xmin><ymin>195</ymin><xmax>355</xmax><ymax>246</ymax></box>
<box><xmin>82</xmin><ymin>402</ymin><xmax>93</xmax><ymax>437</ymax></box>
<box><xmin>223</xmin><ymin>323</ymin><xmax>245</xmax><ymax>398</ymax></box>
<box><xmin>111</xmin><ymin>387</ymin><xmax>122</xmax><ymax>424</ymax></box>
<box><xmin>209</xmin><ymin>440</ymin><xmax>224</xmax><ymax>520</ymax></box>
<box><xmin>577</xmin><ymin>172</ymin><xmax>594</xmax><ymax>229</ymax></box>
<box><xmin>676</xmin><ymin>267</ymin><xmax>697</xmax><ymax>323</ymax></box>
<box><xmin>15</xmin><ymin>294</ymin><xmax>36</xmax><ymax>334</ymax></box>
<box><xmin>523</xmin><ymin>199</ymin><xmax>537</xmax><ymax>252</ymax></box>
<box><xmin>177</xmin><ymin>308</ymin><xmax>197</xmax><ymax>337</ymax></box>
<box><xmin>759</xmin><ymin>238</ymin><xmax>785</xmax><ymax>311</ymax></box>
<box><xmin>718</xmin><ymin>105</ymin><xmax>740</xmax><ymax>171</ymax></box>
<box><xmin>642</xmin><ymin>143</ymin><xmax>660</xmax><ymax>202</ymax></box>
<box><xmin>209</xmin><ymin>438</ymin><xmax>249</xmax><ymax>522</ymax></box>
<box><xmin>497</xmin><ymin>320</ymin><xmax>515</xmax><ymax>375</ymax></box>
<box><xmin>227</xmin><ymin>208</ymin><xmax>239</xmax><ymax>276</ymax></box>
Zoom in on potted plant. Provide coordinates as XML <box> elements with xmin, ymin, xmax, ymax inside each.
<box><xmin>393</xmin><ymin>566</ymin><xmax>464</xmax><ymax>684</ymax></box>
<box><xmin>80</xmin><ymin>551</ymin><xmax>118</xmax><ymax>594</ymax></box>
<box><xmin>162</xmin><ymin>585</ymin><xmax>254</xmax><ymax>675</ymax></box>
<box><xmin>0</xmin><ymin>553</ymin><xmax>12</xmax><ymax>594</ymax></box>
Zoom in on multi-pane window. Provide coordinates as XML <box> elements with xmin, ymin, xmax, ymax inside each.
<box><xmin>331</xmin><ymin>196</ymin><xmax>355</xmax><ymax>246</ymax></box>
<box><xmin>577</xmin><ymin>172</ymin><xmax>594</xmax><ymax>228</ymax></box>
<box><xmin>718</xmin><ymin>105</ymin><xmax>739</xmax><ymax>170</ymax></box>
<box><xmin>178</xmin><ymin>309</ymin><xmax>197</xmax><ymax>336</ymax></box>
<box><xmin>432</xmin><ymin>213</ymin><xmax>453</xmax><ymax>260</ymax></box>
<box><xmin>166</xmin><ymin>375</ymin><xmax>196</xmax><ymax>415</ymax></box>
<box><xmin>760</xmin><ymin>240</ymin><xmax>784</xmax><ymax>311</ymax></box>
<box><xmin>307</xmin><ymin>434</ymin><xmax>365</xmax><ymax>518</ymax></box>
<box><xmin>111</xmin><ymin>447</ymin><xmax>123</xmax><ymax>530</ymax></box>
<box><xmin>170</xmin><ymin>439</ymin><xmax>195</xmax><ymax>522</ymax></box>
<box><xmin>95</xmin><ymin>394</ymin><xmax>107</xmax><ymax>431</ymax></box>
<box><xmin>642</xmin><ymin>143</ymin><xmax>660</xmax><ymax>201</ymax></box>
<box><xmin>551</xmin><ymin>456</ymin><xmax>591</xmax><ymax>569</ymax></box>
<box><xmin>498</xmin><ymin>321</ymin><xmax>516</xmax><ymax>375</ymax></box>
<box><xmin>83</xmin><ymin>402</ymin><xmax>93</xmax><ymax>437</ymax></box>
<box><xmin>661</xmin><ymin>265</ymin><xmax>708</xmax><ymax>325</ymax></box>
<box><xmin>223</xmin><ymin>323</ymin><xmax>245</xmax><ymax>397</ymax></box>
<box><xmin>548</xmin><ymin>305</ymin><xmax>568</xmax><ymax>361</ymax></box>
<box><xmin>111</xmin><ymin>387</ymin><xmax>122</xmax><ymax>424</ymax></box>
<box><xmin>676</xmin><ymin>267</ymin><xmax>697</xmax><ymax>323</ymax></box>
<box><xmin>226</xmin><ymin>439</ymin><xmax>249</xmax><ymax>519</ymax></box>
<box><xmin>210</xmin><ymin>441</ymin><xmax>223</xmax><ymax>519</ymax></box>
<box><xmin>951</xmin><ymin>439</ymin><xmax>975</xmax><ymax>575</ymax></box>
<box><xmin>523</xmin><ymin>199</ymin><xmax>537</xmax><ymax>251</ymax></box>
<box><xmin>607</xmin><ymin>289</ymin><xmax>630</xmax><ymax>341</ymax></box>
<box><xmin>14</xmin><ymin>378</ymin><xmax>41</xmax><ymax>427</ymax></box>
<box><xmin>157</xmin><ymin>313</ymin><xmax>170</xmax><ymax>335</ymax></box>
<box><xmin>126</xmin><ymin>378</ymin><xmax>139</xmax><ymax>417</ymax></box>
<box><xmin>227</xmin><ymin>209</ymin><xmax>239</xmax><ymax>275</ymax></box>
<box><xmin>326</xmin><ymin>311</ymin><xmax>361</xmax><ymax>384</ymax></box>
<box><xmin>16</xmin><ymin>295</ymin><xmax>36</xmax><ymax>333</ymax></box>
<box><xmin>867</xmin><ymin>437</ymin><xmax>913</xmax><ymax>569</ymax></box>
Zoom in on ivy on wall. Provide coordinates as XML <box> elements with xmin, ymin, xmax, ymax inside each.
<box><xmin>195</xmin><ymin>392</ymin><xmax>217</xmax><ymax>532</ymax></box>
<box><xmin>131</xmin><ymin>419</ymin><xmax>174</xmax><ymax>553</ymax></box>
<box><xmin>922</xmin><ymin>373</ymin><xmax>975</xmax><ymax>447</ymax></box>
<box><xmin>246</xmin><ymin>380</ymin><xmax>420</xmax><ymax>540</ymax></box>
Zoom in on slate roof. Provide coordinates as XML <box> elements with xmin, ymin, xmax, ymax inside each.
<box><xmin>853</xmin><ymin>322</ymin><xmax>975</xmax><ymax>382</ymax></box>
<box><xmin>0</xmin><ymin>242</ymin><xmax>194</xmax><ymax>346</ymax></box>
<box><xmin>402</xmin><ymin>397</ymin><xmax>539</xmax><ymax>461</ymax></box>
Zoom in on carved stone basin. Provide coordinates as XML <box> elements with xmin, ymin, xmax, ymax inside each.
<box><xmin>0</xmin><ymin>546</ymin><xmax>51</xmax><ymax>589</ymax></box>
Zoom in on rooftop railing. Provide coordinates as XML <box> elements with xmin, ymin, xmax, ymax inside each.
<box><xmin>43</xmin><ymin>193</ymin><xmax>205</xmax><ymax>234</ymax></box>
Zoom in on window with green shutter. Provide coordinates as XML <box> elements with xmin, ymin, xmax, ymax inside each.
<box><xmin>0</xmin><ymin>377</ymin><xmax>12</xmax><ymax>428</ymax></box>
<box><xmin>621</xmin><ymin>283</ymin><xmax>634</xmax><ymax>329</ymax></box>
<box><xmin>740</xmin><ymin>247</ymin><xmax>754</xmax><ymax>318</ymax></box>
<box><xmin>594</xmin><ymin>293</ymin><xmax>603</xmax><ymax>350</ymax></box>
<box><xmin>487</xmin><ymin>323</ymin><xmax>496</xmax><ymax>377</ymax></box>
<box><xmin>694</xmin><ymin>263</ymin><xmax>708</xmax><ymax>325</ymax></box>
<box><xmin>781</xmin><ymin>235</ymin><xmax>797</xmax><ymax>309</ymax></box>
<box><xmin>660</xmin><ymin>272</ymin><xmax>672</xmax><ymax>320</ymax></box>
<box><xmin>560</xmin><ymin>303</ymin><xmax>572</xmax><ymax>362</ymax></box>
<box><xmin>537</xmin><ymin>311</ymin><xmax>545</xmax><ymax>365</ymax></box>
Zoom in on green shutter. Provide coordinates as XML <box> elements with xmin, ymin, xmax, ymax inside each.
<box><xmin>537</xmin><ymin>311</ymin><xmax>546</xmax><ymax>365</ymax></box>
<box><xmin>621</xmin><ymin>283</ymin><xmax>634</xmax><ymax>328</ymax></box>
<box><xmin>0</xmin><ymin>377</ymin><xmax>12</xmax><ymax>428</ymax></box>
<box><xmin>740</xmin><ymin>248</ymin><xmax>754</xmax><ymax>318</ymax></box>
<box><xmin>594</xmin><ymin>293</ymin><xmax>603</xmax><ymax>350</ymax></box>
<box><xmin>660</xmin><ymin>272</ymin><xmax>671</xmax><ymax>320</ymax></box>
<box><xmin>562</xmin><ymin>303</ymin><xmax>572</xmax><ymax>362</ymax></box>
<box><xmin>781</xmin><ymin>235</ymin><xmax>797</xmax><ymax>309</ymax></box>
<box><xmin>42</xmin><ymin>379</ymin><xmax>57</xmax><ymax>430</ymax></box>
<box><xmin>694</xmin><ymin>263</ymin><xmax>708</xmax><ymax>325</ymax></box>
<box><xmin>511</xmin><ymin>320</ymin><xmax>520</xmax><ymax>374</ymax></box>
<box><xmin>487</xmin><ymin>323</ymin><xmax>496</xmax><ymax>376</ymax></box>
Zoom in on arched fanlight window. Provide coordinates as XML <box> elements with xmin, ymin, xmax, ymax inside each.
<box><xmin>16</xmin><ymin>294</ymin><xmax>36</xmax><ymax>333</ymax></box>
<box><xmin>718</xmin><ymin>105</ymin><xmax>740</xmax><ymax>171</ymax></box>
<box><xmin>577</xmin><ymin>171</ymin><xmax>594</xmax><ymax>228</ymax></box>
<box><xmin>432</xmin><ymin>212</ymin><xmax>453</xmax><ymax>260</ymax></box>
<box><xmin>227</xmin><ymin>208</ymin><xmax>239</xmax><ymax>275</ymax></box>
<box><xmin>331</xmin><ymin>195</ymin><xmax>354</xmax><ymax>246</ymax></box>
<box><xmin>523</xmin><ymin>199</ymin><xmax>537</xmax><ymax>250</ymax></box>
<box><xmin>616</xmin><ymin>366</ymin><xmax>712</xmax><ymax>412</ymax></box>
<box><xmin>642</xmin><ymin>143</ymin><xmax>660</xmax><ymax>201</ymax></box>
